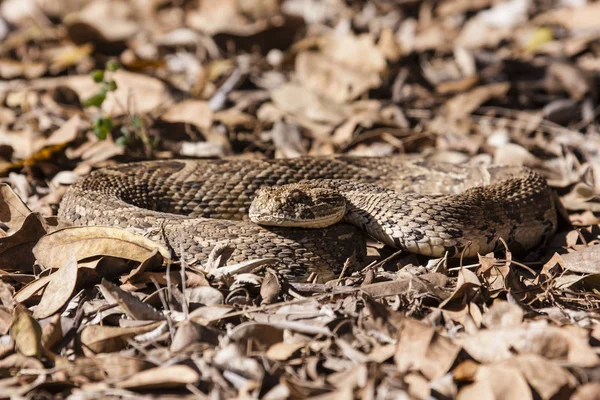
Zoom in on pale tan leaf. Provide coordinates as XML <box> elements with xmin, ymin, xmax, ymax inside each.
<box><xmin>33</xmin><ymin>253</ymin><xmax>78</xmax><ymax>319</ymax></box>
<box><xmin>266</xmin><ymin>342</ymin><xmax>304</xmax><ymax>361</ymax></box>
<box><xmin>11</xmin><ymin>304</ymin><xmax>42</xmax><ymax>359</ymax></box>
<box><xmin>444</xmin><ymin>82</ymin><xmax>511</xmax><ymax>120</ymax></box>
<box><xmin>44</xmin><ymin>114</ymin><xmax>80</xmax><ymax>147</ymax></box>
<box><xmin>260</xmin><ymin>269</ymin><xmax>280</xmax><ymax>305</ymax></box>
<box><xmin>0</xmin><ymin>183</ymin><xmax>32</xmax><ymax>232</ymax></box>
<box><xmin>501</xmin><ymin>354</ymin><xmax>575</xmax><ymax>400</ymax></box>
<box><xmin>58</xmin><ymin>354</ymin><xmax>152</xmax><ymax>382</ymax></box>
<box><xmin>185</xmin><ymin>286</ymin><xmax>224</xmax><ymax>306</ymax></box>
<box><xmin>41</xmin><ymin>314</ymin><xmax>62</xmax><ymax>351</ymax></box>
<box><xmin>33</xmin><ymin>226</ymin><xmax>170</xmax><ymax>268</ymax></box>
<box><xmin>458</xmin><ymin>364</ymin><xmax>532</xmax><ymax>400</ymax></box>
<box><xmin>13</xmin><ymin>274</ymin><xmax>51</xmax><ymax>305</ymax></box>
<box><xmin>395</xmin><ymin>318</ymin><xmax>460</xmax><ymax>380</ymax></box>
<box><xmin>99</xmin><ymin>278</ymin><xmax>165</xmax><ymax>321</ymax></box>
<box><xmin>170</xmin><ymin>320</ymin><xmax>219</xmax><ymax>352</ymax></box>
<box><xmin>161</xmin><ymin>100</ymin><xmax>213</xmax><ymax>130</ymax></box>
<box><xmin>439</xmin><ymin>268</ymin><xmax>481</xmax><ymax>308</ymax></box>
<box><xmin>114</xmin><ymin>364</ymin><xmax>200</xmax><ymax>390</ymax></box>
<box><xmin>560</xmin><ymin>246</ymin><xmax>600</xmax><ymax>274</ymax></box>
<box><xmin>0</xmin><ymin>213</ymin><xmax>47</xmax><ymax>272</ymax></box>
<box><xmin>79</xmin><ymin>322</ymin><xmax>163</xmax><ymax>356</ymax></box>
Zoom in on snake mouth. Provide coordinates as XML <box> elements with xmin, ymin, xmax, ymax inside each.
<box><xmin>249</xmin><ymin>207</ymin><xmax>346</xmax><ymax>228</ymax></box>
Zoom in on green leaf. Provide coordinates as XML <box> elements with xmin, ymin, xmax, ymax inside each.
<box><xmin>131</xmin><ymin>115</ymin><xmax>142</xmax><ymax>129</ymax></box>
<box><xmin>107</xmin><ymin>80</ymin><xmax>118</xmax><ymax>92</ymax></box>
<box><xmin>106</xmin><ymin>60</ymin><xmax>120</xmax><ymax>72</ymax></box>
<box><xmin>91</xmin><ymin>69</ymin><xmax>104</xmax><ymax>83</ymax></box>
<box><xmin>83</xmin><ymin>91</ymin><xmax>106</xmax><ymax>108</ymax></box>
<box><xmin>92</xmin><ymin>117</ymin><xmax>113</xmax><ymax>140</ymax></box>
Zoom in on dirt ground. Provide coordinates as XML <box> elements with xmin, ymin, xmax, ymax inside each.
<box><xmin>0</xmin><ymin>0</ymin><xmax>599</xmax><ymax>398</ymax></box>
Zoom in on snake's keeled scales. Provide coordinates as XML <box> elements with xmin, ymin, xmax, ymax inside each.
<box><xmin>59</xmin><ymin>157</ymin><xmax>558</xmax><ymax>281</ymax></box>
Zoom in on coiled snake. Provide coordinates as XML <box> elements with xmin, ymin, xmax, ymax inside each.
<box><xmin>58</xmin><ymin>157</ymin><xmax>558</xmax><ymax>281</ymax></box>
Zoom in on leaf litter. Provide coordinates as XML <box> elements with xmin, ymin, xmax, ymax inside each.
<box><xmin>0</xmin><ymin>0</ymin><xmax>599</xmax><ymax>398</ymax></box>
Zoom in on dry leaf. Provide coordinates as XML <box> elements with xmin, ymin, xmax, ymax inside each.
<box><xmin>0</xmin><ymin>213</ymin><xmax>47</xmax><ymax>272</ymax></box>
<box><xmin>33</xmin><ymin>253</ymin><xmax>78</xmax><ymax>319</ymax></box>
<box><xmin>0</xmin><ymin>183</ymin><xmax>33</xmax><ymax>232</ymax></box>
<box><xmin>560</xmin><ymin>246</ymin><xmax>600</xmax><ymax>274</ymax></box>
<box><xmin>161</xmin><ymin>100</ymin><xmax>213</xmax><ymax>130</ymax></box>
<box><xmin>11</xmin><ymin>304</ymin><xmax>42</xmax><ymax>359</ymax></box>
<box><xmin>79</xmin><ymin>322</ymin><xmax>163</xmax><ymax>356</ymax></box>
<box><xmin>33</xmin><ymin>226</ymin><xmax>170</xmax><ymax>268</ymax></box>
<box><xmin>114</xmin><ymin>364</ymin><xmax>200</xmax><ymax>390</ymax></box>
<box><xmin>395</xmin><ymin>318</ymin><xmax>460</xmax><ymax>380</ymax></box>
<box><xmin>99</xmin><ymin>278</ymin><xmax>165</xmax><ymax>321</ymax></box>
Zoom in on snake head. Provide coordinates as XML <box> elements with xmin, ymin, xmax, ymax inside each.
<box><xmin>248</xmin><ymin>183</ymin><xmax>346</xmax><ymax>228</ymax></box>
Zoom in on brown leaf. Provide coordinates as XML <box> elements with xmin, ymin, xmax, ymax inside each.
<box><xmin>13</xmin><ymin>275</ymin><xmax>51</xmax><ymax>306</ymax></box>
<box><xmin>395</xmin><ymin>318</ymin><xmax>460</xmax><ymax>380</ymax></box>
<box><xmin>114</xmin><ymin>364</ymin><xmax>200</xmax><ymax>390</ymax></box>
<box><xmin>79</xmin><ymin>322</ymin><xmax>163</xmax><ymax>356</ymax></box>
<box><xmin>457</xmin><ymin>363</ymin><xmax>532</xmax><ymax>400</ymax></box>
<box><xmin>228</xmin><ymin>322</ymin><xmax>284</xmax><ymax>350</ymax></box>
<box><xmin>459</xmin><ymin>321</ymin><xmax>600</xmax><ymax>367</ymax></box>
<box><xmin>260</xmin><ymin>269</ymin><xmax>280</xmax><ymax>305</ymax></box>
<box><xmin>11</xmin><ymin>304</ymin><xmax>42</xmax><ymax>359</ymax></box>
<box><xmin>99</xmin><ymin>278</ymin><xmax>165</xmax><ymax>321</ymax></box>
<box><xmin>0</xmin><ymin>213</ymin><xmax>47</xmax><ymax>272</ymax></box>
<box><xmin>444</xmin><ymin>82</ymin><xmax>511</xmax><ymax>120</ymax></box>
<box><xmin>560</xmin><ymin>245</ymin><xmax>600</xmax><ymax>274</ymax></box>
<box><xmin>185</xmin><ymin>286</ymin><xmax>224</xmax><ymax>306</ymax></box>
<box><xmin>33</xmin><ymin>226</ymin><xmax>170</xmax><ymax>268</ymax></box>
<box><xmin>41</xmin><ymin>314</ymin><xmax>62</xmax><ymax>352</ymax></box>
<box><xmin>0</xmin><ymin>183</ymin><xmax>32</xmax><ymax>232</ymax></box>
<box><xmin>439</xmin><ymin>268</ymin><xmax>481</xmax><ymax>308</ymax></box>
<box><xmin>33</xmin><ymin>253</ymin><xmax>79</xmax><ymax>319</ymax></box>
<box><xmin>501</xmin><ymin>354</ymin><xmax>575</xmax><ymax>400</ymax></box>
<box><xmin>266</xmin><ymin>342</ymin><xmax>304</xmax><ymax>361</ymax></box>
<box><xmin>161</xmin><ymin>100</ymin><xmax>213</xmax><ymax>130</ymax></box>
<box><xmin>170</xmin><ymin>320</ymin><xmax>220</xmax><ymax>352</ymax></box>
<box><xmin>57</xmin><ymin>354</ymin><xmax>152</xmax><ymax>382</ymax></box>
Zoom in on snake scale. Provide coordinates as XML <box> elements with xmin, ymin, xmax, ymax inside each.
<box><xmin>58</xmin><ymin>156</ymin><xmax>558</xmax><ymax>281</ymax></box>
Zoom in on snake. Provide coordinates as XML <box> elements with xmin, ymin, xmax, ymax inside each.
<box><xmin>58</xmin><ymin>156</ymin><xmax>559</xmax><ymax>281</ymax></box>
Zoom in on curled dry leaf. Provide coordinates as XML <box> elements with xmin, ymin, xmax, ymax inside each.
<box><xmin>13</xmin><ymin>274</ymin><xmax>51</xmax><ymax>305</ymax></box>
<box><xmin>99</xmin><ymin>278</ymin><xmax>165</xmax><ymax>321</ymax></box>
<box><xmin>228</xmin><ymin>322</ymin><xmax>284</xmax><ymax>350</ymax></box>
<box><xmin>185</xmin><ymin>286</ymin><xmax>224</xmax><ymax>306</ymax></box>
<box><xmin>79</xmin><ymin>321</ymin><xmax>164</xmax><ymax>356</ymax></box>
<box><xmin>560</xmin><ymin>245</ymin><xmax>600</xmax><ymax>274</ymax></box>
<box><xmin>457</xmin><ymin>362</ymin><xmax>532</xmax><ymax>400</ymax></box>
<box><xmin>33</xmin><ymin>226</ymin><xmax>170</xmax><ymax>269</ymax></box>
<box><xmin>439</xmin><ymin>268</ymin><xmax>481</xmax><ymax>308</ymax></box>
<box><xmin>260</xmin><ymin>269</ymin><xmax>281</xmax><ymax>305</ymax></box>
<box><xmin>56</xmin><ymin>354</ymin><xmax>153</xmax><ymax>382</ymax></box>
<box><xmin>0</xmin><ymin>183</ymin><xmax>33</xmax><ymax>232</ymax></box>
<box><xmin>11</xmin><ymin>304</ymin><xmax>42</xmax><ymax>359</ymax></box>
<box><xmin>41</xmin><ymin>313</ymin><xmax>62</xmax><ymax>351</ymax></box>
<box><xmin>501</xmin><ymin>354</ymin><xmax>575</xmax><ymax>400</ymax></box>
<box><xmin>114</xmin><ymin>364</ymin><xmax>200</xmax><ymax>390</ymax></box>
<box><xmin>458</xmin><ymin>321</ymin><xmax>600</xmax><ymax>367</ymax></box>
<box><xmin>0</xmin><ymin>213</ymin><xmax>47</xmax><ymax>272</ymax></box>
<box><xmin>266</xmin><ymin>342</ymin><xmax>304</xmax><ymax>361</ymax></box>
<box><xmin>161</xmin><ymin>100</ymin><xmax>213</xmax><ymax>131</ymax></box>
<box><xmin>33</xmin><ymin>253</ymin><xmax>78</xmax><ymax>319</ymax></box>
<box><xmin>170</xmin><ymin>320</ymin><xmax>220</xmax><ymax>352</ymax></box>
<box><xmin>444</xmin><ymin>82</ymin><xmax>511</xmax><ymax>120</ymax></box>
<box><xmin>395</xmin><ymin>318</ymin><xmax>460</xmax><ymax>380</ymax></box>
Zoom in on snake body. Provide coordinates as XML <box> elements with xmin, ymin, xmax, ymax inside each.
<box><xmin>58</xmin><ymin>157</ymin><xmax>558</xmax><ymax>280</ymax></box>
